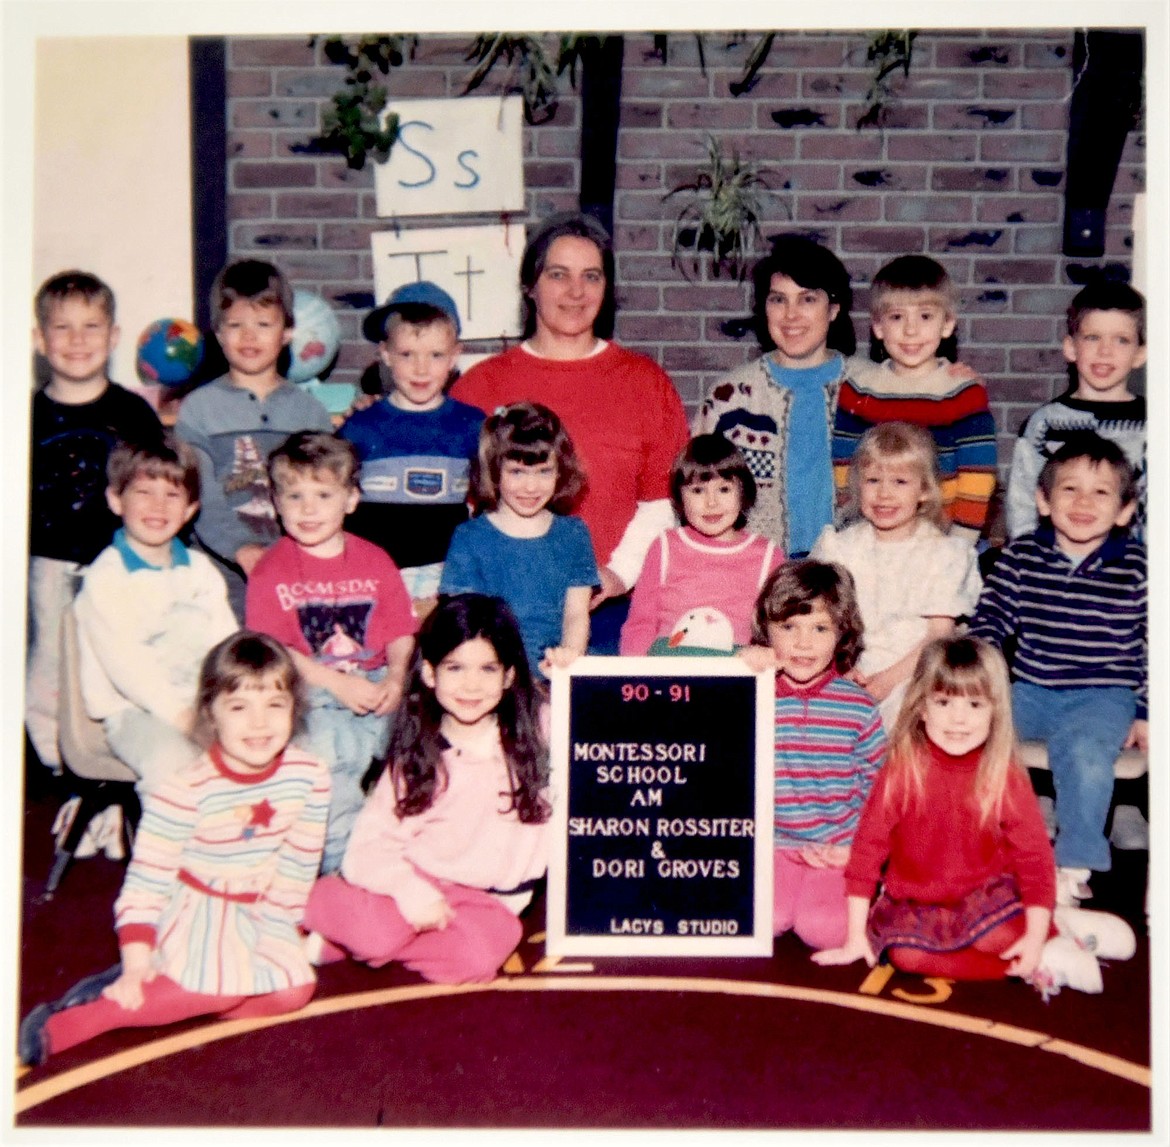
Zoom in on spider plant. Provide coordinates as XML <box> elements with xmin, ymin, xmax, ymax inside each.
<box><xmin>665</xmin><ymin>136</ymin><xmax>772</xmax><ymax>281</ymax></box>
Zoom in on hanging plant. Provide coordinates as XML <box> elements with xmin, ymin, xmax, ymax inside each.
<box><xmin>730</xmin><ymin>32</ymin><xmax>775</xmax><ymax>96</ymax></box>
<box><xmin>307</xmin><ymin>35</ymin><xmax>416</xmax><ymax>170</ymax></box>
<box><xmin>857</xmin><ymin>30</ymin><xmax>918</xmax><ymax>129</ymax></box>
<box><xmin>665</xmin><ymin>136</ymin><xmax>774</xmax><ymax>281</ymax></box>
<box><xmin>462</xmin><ymin>34</ymin><xmax>588</xmax><ymax>125</ymax></box>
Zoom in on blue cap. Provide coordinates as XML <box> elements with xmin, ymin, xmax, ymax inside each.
<box><xmin>362</xmin><ymin>281</ymin><xmax>462</xmax><ymax>341</ymax></box>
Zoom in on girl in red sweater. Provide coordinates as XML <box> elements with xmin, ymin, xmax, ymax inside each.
<box><xmin>813</xmin><ymin>635</ymin><xmax>1132</xmax><ymax>996</ymax></box>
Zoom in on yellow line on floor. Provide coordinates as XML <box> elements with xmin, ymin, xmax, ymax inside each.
<box><xmin>14</xmin><ymin>973</ymin><xmax>1150</xmax><ymax>1114</ymax></box>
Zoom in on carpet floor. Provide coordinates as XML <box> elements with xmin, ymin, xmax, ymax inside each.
<box><xmin>14</xmin><ymin>766</ymin><xmax>1155</xmax><ymax>1133</ymax></box>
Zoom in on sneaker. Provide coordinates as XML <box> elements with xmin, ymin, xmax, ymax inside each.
<box><xmin>1054</xmin><ymin>906</ymin><xmax>1137</xmax><ymax>961</ymax></box>
<box><xmin>99</xmin><ymin>806</ymin><xmax>126</xmax><ymax>860</ymax></box>
<box><xmin>1055</xmin><ymin>866</ymin><xmax>1093</xmax><ymax>906</ymax></box>
<box><xmin>72</xmin><ymin>806</ymin><xmax>112</xmax><ymax>861</ymax></box>
<box><xmin>18</xmin><ymin>1003</ymin><xmax>54</xmax><ymax>1067</ymax></box>
<box><xmin>1109</xmin><ymin>805</ymin><xmax>1149</xmax><ymax>851</ymax></box>
<box><xmin>303</xmin><ymin>930</ymin><xmax>326</xmax><ymax>966</ymax></box>
<box><xmin>1031</xmin><ymin>934</ymin><xmax>1103</xmax><ymax>1000</ymax></box>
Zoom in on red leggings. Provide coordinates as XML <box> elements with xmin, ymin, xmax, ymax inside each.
<box><xmin>886</xmin><ymin>917</ymin><xmax>1029</xmax><ymax>981</ymax></box>
<box><xmin>44</xmin><ymin>976</ymin><xmax>315</xmax><ymax>1058</ymax></box>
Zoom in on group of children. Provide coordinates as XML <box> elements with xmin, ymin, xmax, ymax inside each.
<box><xmin>20</xmin><ymin>240</ymin><xmax>1147</xmax><ymax>1066</ymax></box>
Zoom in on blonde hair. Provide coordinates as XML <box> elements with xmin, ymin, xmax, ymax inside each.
<box><xmin>845</xmin><ymin>421</ymin><xmax>947</xmax><ymax>532</ymax></box>
<box><xmin>883</xmin><ymin>635</ymin><xmax>1019</xmax><ymax>827</ymax></box>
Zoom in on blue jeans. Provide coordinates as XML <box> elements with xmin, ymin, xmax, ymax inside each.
<box><xmin>297</xmin><ymin>668</ymin><xmax>393</xmax><ymax>875</ymax></box>
<box><xmin>1011</xmin><ymin>681</ymin><xmax>1135</xmax><ymax>872</ymax></box>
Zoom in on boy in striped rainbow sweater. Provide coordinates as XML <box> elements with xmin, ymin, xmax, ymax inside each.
<box><xmin>741</xmin><ymin>560</ymin><xmax>887</xmax><ymax>951</ymax></box>
<box><xmin>832</xmin><ymin>256</ymin><xmax>998</xmax><ymax>543</ymax></box>
<box><xmin>970</xmin><ymin>433</ymin><xmax>1146</xmax><ymax>910</ymax></box>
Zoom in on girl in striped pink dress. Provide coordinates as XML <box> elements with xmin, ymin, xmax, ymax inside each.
<box><xmin>740</xmin><ymin>560</ymin><xmax>887</xmax><ymax>950</ymax></box>
<box><xmin>20</xmin><ymin>632</ymin><xmax>331</xmax><ymax>1067</ymax></box>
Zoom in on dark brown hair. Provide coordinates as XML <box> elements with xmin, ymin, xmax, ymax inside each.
<box><xmin>107</xmin><ymin>433</ymin><xmax>200</xmax><ymax>504</ymax></box>
<box><xmin>470</xmin><ymin>402</ymin><xmax>586</xmax><ymax>514</ymax></box>
<box><xmin>210</xmin><ymin>258</ymin><xmax>294</xmax><ymax>328</ymax></box>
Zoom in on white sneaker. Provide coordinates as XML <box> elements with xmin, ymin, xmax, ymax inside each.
<box><xmin>1031</xmin><ymin>934</ymin><xmax>1103</xmax><ymax>1000</ymax></box>
<box><xmin>100</xmin><ymin>806</ymin><xmax>126</xmax><ymax>860</ymax></box>
<box><xmin>303</xmin><ymin>930</ymin><xmax>326</xmax><ymax>966</ymax></box>
<box><xmin>1109</xmin><ymin>805</ymin><xmax>1149</xmax><ymax>851</ymax></box>
<box><xmin>1055</xmin><ymin>866</ymin><xmax>1093</xmax><ymax>906</ymax></box>
<box><xmin>1053</xmin><ymin>906</ymin><xmax>1136</xmax><ymax>961</ymax></box>
<box><xmin>72</xmin><ymin>807</ymin><xmax>109</xmax><ymax>860</ymax></box>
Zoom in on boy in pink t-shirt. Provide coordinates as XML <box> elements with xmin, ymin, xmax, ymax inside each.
<box><xmin>246</xmin><ymin>432</ymin><xmax>417</xmax><ymax>872</ymax></box>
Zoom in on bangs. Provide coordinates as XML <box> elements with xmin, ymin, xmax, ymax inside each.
<box><xmin>221</xmin><ymin>665</ymin><xmax>295</xmax><ymax>696</ymax></box>
<box><xmin>503</xmin><ymin>441</ymin><xmax>554</xmax><ymax>467</ymax></box>
<box><xmin>929</xmin><ymin>660</ymin><xmax>991</xmax><ymax>699</ymax></box>
<box><xmin>134</xmin><ymin>459</ymin><xmax>188</xmax><ymax>487</ymax></box>
<box><xmin>681</xmin><ymin>463</ymin><xmax>741</xmax><ymax>487</ymax></box>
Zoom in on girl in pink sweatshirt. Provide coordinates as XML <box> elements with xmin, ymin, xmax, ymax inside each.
<box><xmin>302</xmin><ymin>593</ymin><xmax>550</xmax><ymax>984</ymax></box>
<box><xmin>620</xmin><ymin>434</ymin><xmax>783</xmax><ymax>656</ymax></box>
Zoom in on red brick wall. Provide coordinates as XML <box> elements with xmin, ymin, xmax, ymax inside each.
<box><xmin>224</xmin><ymin>29</ymin><xmax>1145</xmax><ymax>487</ymax></box>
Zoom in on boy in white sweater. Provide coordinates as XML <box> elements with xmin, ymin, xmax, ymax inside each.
<box><xmin>73</xmin><ymin>437</ymin><xmax>238</xmax><ymax>794</ymax></box>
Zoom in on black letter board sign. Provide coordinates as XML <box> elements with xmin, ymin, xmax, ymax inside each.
<box><xmin>546</xmin><ymin>657</ymin><xmax>773</xmax><ymax>956</ymax></box>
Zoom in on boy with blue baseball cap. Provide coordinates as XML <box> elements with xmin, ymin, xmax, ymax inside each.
<box><xmin>339</xmin><ymin>282</ymin><xmax>484</xmax><ymax>616</ymax></box>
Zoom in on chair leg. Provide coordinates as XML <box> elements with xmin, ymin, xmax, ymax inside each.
<box><xmin>43</xmin><ymin>778</ymin><xmax>137</xmax><ymax>895</ymax></box>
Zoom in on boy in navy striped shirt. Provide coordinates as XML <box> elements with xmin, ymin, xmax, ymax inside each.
<box><xmin>971</xmin><ymin>433</ymin><xmax>1145</xmax><ymax>907</ymax></box>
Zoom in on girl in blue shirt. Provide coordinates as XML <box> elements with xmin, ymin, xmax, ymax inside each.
<box><xmin>440</xmin><ymin>402</ymin><xmax>598</xmax><ymax>677</ymax></box>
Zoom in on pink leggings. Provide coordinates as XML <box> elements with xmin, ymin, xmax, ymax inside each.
<box><xmin>303</xmin><ymin>873</ymin><xmax>522</xmax><ymax>985</ymax></box>
<box><xmin>45</xmin><ymin>976</ymin><xmax>315</xmax><ymax>1058</ymax></box>
<box><xmin>772</xmin><ymin>849</ymin><xmax>848</xmax><ymax>950</ymax></box>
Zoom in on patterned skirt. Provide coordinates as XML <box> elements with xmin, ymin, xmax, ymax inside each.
<box><xmin>866</xmin><ymin>872</ymin><xmax>1024</xmax><ymax>958</ymax></box>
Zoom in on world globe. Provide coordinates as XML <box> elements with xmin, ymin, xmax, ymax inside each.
<box><xmin>288</xmin><ymin>289</ymin><xmax>341</xmax><ymax>384</ymax></box>
<box><xmin>136</xmin><ymin>318</ymin><xmax>204</xmax><ymax>386</ymax></box>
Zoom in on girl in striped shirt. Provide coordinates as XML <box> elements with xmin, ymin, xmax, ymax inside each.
<box><xmin>20</xmin><ymin>632</ymin><xmax>330</xmax><ymax>1067</ymax></box>
<box><xmin>740</xmin><ymin>560</ymin><xmax>887</xmax><ymax>950</ymax></box>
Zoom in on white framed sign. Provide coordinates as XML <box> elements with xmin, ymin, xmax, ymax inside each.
<box><xmin>374</xmin><ymin>96</ymin><xmax>524</xmax><ymax>218</ymax></box>
<box><xmin>546</xmin><ymin>656</ymin><xmax>775</xmax><ymax>958</ymax></box>
<box><xmin>370</xmin><ymin>223</ymin><xmax>526</xmax><ymax>342</ymax></box>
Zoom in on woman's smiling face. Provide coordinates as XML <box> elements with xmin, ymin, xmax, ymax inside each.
<box><xmin>764</xmin><ymin>274</ymin><xmax>839</xmax><ymax>367</ymax></box>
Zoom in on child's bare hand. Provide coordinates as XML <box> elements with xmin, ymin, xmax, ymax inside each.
<box><xmin>541</xmin><ymin>646</ymin><xmax>581</xmax><ymax>673</ymax></box>
<box><xmin>371</xmin><ymin>675</ymin><xmax>403</xmax><ymax>717</ymax></box>
<box><xmin>737</xmin><ymin>645</ymin><xmax>776</xmax><ymax>673</ymax></box>
<box><xmin>1124</xmin><ymin>718</ymin><xmax>1148</xmax><ymax>753</ymax></box>
<box><xmin>103</xmin><ymin>943</ymin><xmax>155</xmax><ymax>1010</ymax></box>
<box><xmin>1002</xmin><ymin>932</ymin><xmax>1045</xmax><ymax>980</ymax></box>
<box><xmin>235</xmin><ymin>543</ymin><xmax>267</xmax><ymax>577</ymax></box>
<box><xmin>798</xmin><ymin>843</ymin><xmax>851</xmax><ymax>869</ymax></box>
<box><xmin>590</xmin><ymin>567</ymin><xmax>626</xmax><ymax>610</ymax></box>
<box><xmin>328</xmin><ymin>671</ymin><xmax>384</xmax><ymax>715</ymax></box>
<box><xmin>811</xmin><ymin>935</ymin><xmax>876</xmax><ymax>968</ymax></box>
